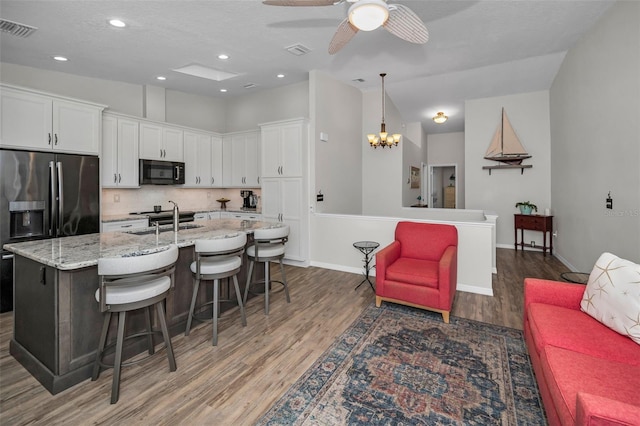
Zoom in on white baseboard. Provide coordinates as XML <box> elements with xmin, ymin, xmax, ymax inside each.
<box><xmin>310</xmin><ymin>261</ymin><xmax>493</xmax><ymax>296</ymax></box>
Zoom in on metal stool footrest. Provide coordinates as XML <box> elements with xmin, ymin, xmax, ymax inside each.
<box><xmin>95</xmin><ymin>330</ymin><xmax>171</xmax><ymax>369</ymax></box>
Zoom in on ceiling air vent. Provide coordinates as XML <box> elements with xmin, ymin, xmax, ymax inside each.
<box><xmin>352</xmin><ymin>78</ymin><xmax>365</xmax><ymax>83</ymax></box>
<box><xmin>285</xmin><ymin>44</ymin><xmax>312</xmax><ymax>56</ymax></box>
<box><xmin>0</xmin><ymin>19</ymin><xmax>38</xmax><ymax>38</ymax></box>
<box><xmin>243</xmin><ymin>83</ymin><xmax>257</xmax><ymax>89</ymax></box>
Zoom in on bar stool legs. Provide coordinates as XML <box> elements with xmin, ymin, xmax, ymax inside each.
<box><xmin>244</xmin><ymin>258</ymin><xmax>290</xmax><ymax>315</ymax></box>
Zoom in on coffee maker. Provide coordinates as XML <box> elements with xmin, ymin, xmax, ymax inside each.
<box><xmin>241</xmin><ymin>190</ymin><xmax>257</xmax><ymax>209</ymax></box>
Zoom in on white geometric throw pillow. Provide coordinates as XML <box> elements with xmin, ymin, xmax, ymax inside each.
<box><xmin>580</xmin><ymin>252</ymin><xmax>640</xmax><ymax>345</ymax></box>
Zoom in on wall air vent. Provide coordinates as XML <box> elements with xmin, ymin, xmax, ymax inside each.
<box><xmin>285</xmin><ymin>44</ymin><xmax>312</xmax><ymax>56</ymax></box>
<box><xmin>0</xmin><ymin>19</ymin><xmax>38</xmax><ymax>38</ymax></box>
<box><xmin>352</xmin><ymin>78</ymin><xmax>365</xmax><ymax>83</ymax></box>
<box><xmin>243</xmin><ymin>83</ymin><xmax>257</xmax><ymax>89</ymax></box>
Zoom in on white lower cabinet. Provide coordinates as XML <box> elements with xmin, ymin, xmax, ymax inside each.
<box><xmin>102</xmin><ymin>218</ymin><xmax>149</xmax><ymax>233</ymax></box>
<box><xmin>261</xmin><ymin>177</ymin><xmax>305</xmax><ymax>261</ymax></box>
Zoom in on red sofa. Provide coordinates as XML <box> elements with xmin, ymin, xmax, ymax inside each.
<box><xmin>524</xmin><ymin>278</ymin><xmax>640</xmax><ymax>425</ymax></box>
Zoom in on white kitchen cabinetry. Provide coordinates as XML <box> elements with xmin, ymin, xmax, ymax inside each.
<box><xmin>223</xmin><ymin>130</ymin><xmax>260</xmax><ymax>187</ymax></box>
<box><xmin>261</xmin><ymin>178</ymin><xmax>305</xmax><ymax>261</ymax></box>
<box><xmin>210</xmin><ymin>136</ymin><xmax>223</xmax><ymax>187</ymax></box>
<box><xmin>193</xmin><ymin>212</ymin><xmax>209</xmax><ymax>221</ymax></box>
<box><xmin>102</xmin><ymin>114</ymin><xmax>140</xmax><ymax>188</ymax></box>
<box><xmin>220</xmin><ymin>211</ymin><xmax>262</xmax><ymax>221</ymax></box>
<box><xmin>101</xmin><ymin>218</ymin><xmax>148</xmax><ymax>233</ymax></box>
<box><xmin>0</xmin><ymin>85</ymin><xmax>103</xmax><ymax>155</ymax></box>
<box><xmin>261</xmin><ymin>118</ymin><xmax>306</xmax><ymax>178</ymax></box>
<box><xmin>183</xmin><ymin>131</ymin><xmax>212</xmax><ymax>187</ymax></box>
<box><xmin>139</xmin><ymin>122</ymin><xmax>184</xmax><ymax>162</ymax></box>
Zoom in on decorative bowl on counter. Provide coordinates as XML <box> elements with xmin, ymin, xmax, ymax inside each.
<box><xmin>216</xmin><ymin>198</ymin><xmax>230</xmax><ymax>209</ymax></box>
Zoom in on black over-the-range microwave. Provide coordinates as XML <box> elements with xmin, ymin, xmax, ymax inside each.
<box><xmin>139</xmin><ymin>159</ymin><xmax>185</xmax><ymax>185</ymax></box>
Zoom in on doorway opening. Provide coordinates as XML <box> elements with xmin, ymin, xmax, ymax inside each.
<box><xmin>428</xmin><ymin>164</ymin><xmax>457</xmax><ymax>209</ymax></box>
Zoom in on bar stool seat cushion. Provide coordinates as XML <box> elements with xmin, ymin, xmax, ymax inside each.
<box><xmin>190</xmin><ymin>256</ymin><xmax>242</xmax><ymax>275</ymax></box>
<box><xmin>247</xmin><ymin>243</ymin><xmax>286</xmax><ymax>258</ymax></box>
<box><xmin>95</xmin><ymin>276</ymin><xmax>171</xmax><ymax>305</ymax></box>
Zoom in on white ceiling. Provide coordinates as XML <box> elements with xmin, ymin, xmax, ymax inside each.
<box><xmin>0</xmin><ymin>0</ymin><xmax>615</xmax><ymax>134</ymax></box>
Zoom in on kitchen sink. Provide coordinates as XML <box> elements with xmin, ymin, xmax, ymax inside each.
<box><xmin>127</xmin><ymin>223</ymin><xmax>204</xmax><ymax>236</ymax></box>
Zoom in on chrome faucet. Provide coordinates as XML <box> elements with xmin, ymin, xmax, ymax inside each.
<box><xmin>168</xmin><ymin>200</ymin><xmax>179</xmax><ymax>233</ymax></box>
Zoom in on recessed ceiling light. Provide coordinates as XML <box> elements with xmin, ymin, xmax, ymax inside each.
<box><xmin>156</xmin><ymin>76</ymin><xmax>166</xmax><ymax>81</ymax></box>
<box><xmin>277</xmin><ymin>74</ymin><xmax>285</xmax><ymax>78</ymax></box>
<box><xmin>53</xmin><ymin>56</ymin><xmax>68</xmax><ymax>62</ymax></box>
<box><xmin>109</xmin><ymin>19</ymin><xmax>126</xmax><ymax>28</ymax></box>
<box><xmin>217</xmin><ymin>54</ymin><xmax>229</xmax><ymax>60</ymax></box>
<box><xmin>220</xmin><ymin>89</ymin><xmax>227</xmax><ymax>93</ymax></box>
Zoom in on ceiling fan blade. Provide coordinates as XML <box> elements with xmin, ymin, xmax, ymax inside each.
<box><xmin>383</xmin><ymin>4</ymin><xmax>429</xmax><ymax>44</ymax></box>
<box><xmin>328</xmin><ymin>18</ymin><xmax>358</xmax><ymax>55</ymax></box>
<box><xmin>263</xmin><ymin>0</ymin><xmax>337</xmax><ymax>6</ymax></box>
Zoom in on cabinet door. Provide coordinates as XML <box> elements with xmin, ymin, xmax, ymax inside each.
<box><xmin>53</xmin><ymin>100</ymin><xmax>101</xmax><ymax>155</ymax></box>
<box><xmin>117</xmin><ymin>118</ymin><xmax>140</xmax><ymax>187</ymax></box>
<box><xmin>280</xmin><ymin>123</ymin><xmax>302</xmax><ymax>177</ymax></box>
<box><xmin>230</xmin><ymin>134</ymin><xmax>246</xmax><ymax>186</ymax></box>
<box><xmin>101</xmin><ymin>116</ymin><xmax>119</xmax><ymax>187</ymax></box>
<box><xmin>260</xmin><ymin>178</ymin><xmax>281</xmax><ymax>221</ymax></box>
<box><xmin>0</xmin><ymin>88</ymin><xmax>52</xmax><ymax>150</ymax></box>
<box><xmin>281</xmin><ymin>178</ymin><xmax>303</xmax><ymax>260</ymax></box>
<box><xmin>139</xmin><ymin>122</ymin><xmax>163</xmax><ymax>160</ymax></box>
<box><xmin>211</xmin><ymin>136</ymin><xmax>223</xmax><ymax>187</ymax></box>
<box><xmin>261</xmin><ymin>127</ymin><xmax>281</xmax><ymax>178</ymax></box>
<box><xmin>163</xmin><ymin>127</ymin><xmax>184</xmax><ymax>162</ymax></box>
<box><xmin>244</xmin><ymin>131</ymin><xmax>260</xmax><ymax>186</ymax></box>
<box><xmin>184</xmin><ymin>131</ymin><xmax>206</xmax><ymax>187</ymax></box>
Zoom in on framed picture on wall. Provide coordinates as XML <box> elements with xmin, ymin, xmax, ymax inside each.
<box><xmin>410</xmin><ymin>166</ymin><xmax>420</xmax><ymax>188</ymax></box>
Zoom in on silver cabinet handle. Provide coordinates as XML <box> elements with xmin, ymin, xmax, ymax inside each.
<box><xmin>54</xmin><ymin>134</ymin><xmax>58</xmax><ymax>145</ymax></box>
<box><xmin>211</xmin><ymin>177</ymin><xmax>214</xmax><ymax>184</ymax></box>
<box><xmin>114</xmin><ymin>173</ymin><xmax>117</xmax><ymax>183</ymax></box>
<box><xmin>121</xmin><ymin>224</ymin><xmax>133</xmax><ymax>228</ymax></box>
<box><xmin>48</xmin><ymin>133</ymin><xmax>52</xmax><ymax>145</ymax></box>
<box><xmin>118</xmin><ymin>174</ymin><xmax>122</xmax><ymax>183</ymax></box>
<box><xmin>2</xmin><ymin>254</ymin><xmax>13</xmax><ymax>260</ymax></box>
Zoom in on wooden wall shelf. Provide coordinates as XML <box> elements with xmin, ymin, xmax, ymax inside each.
<box><xmin>482</xmin><ymin>164</ymin><xmax>533</xmax><ymax>175</ymax></box>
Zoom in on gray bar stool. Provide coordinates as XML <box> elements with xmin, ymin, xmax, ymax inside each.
<box><xmin>185</xmin><ymin>232</ymin><xmax>247</xmax><ymax>346</ymax></box>
<box><xmin>244</xmin><ymin>225</ymin><xmax>290</xmax><ymax>315</ymax></box>
<box><xmin>92</xmin><ymin>244</ymin><xmax>179</xmax><ymax>404</ymax></box>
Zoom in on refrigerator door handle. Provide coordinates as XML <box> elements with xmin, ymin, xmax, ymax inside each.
<box><xmin>49</xmin><ymin>161</ymin><xmax>57</xmax><ymax>237</ymax></box>
<box><xmin>56</xmin><ymin>161</ymin><xmax>64</xmax><ymax>236</ymax></box>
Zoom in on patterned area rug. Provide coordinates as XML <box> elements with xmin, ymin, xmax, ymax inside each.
<box><xmin>258</xmin><ymin>303</ymin><xmax>546</xmax><ymax>425</ymax></box>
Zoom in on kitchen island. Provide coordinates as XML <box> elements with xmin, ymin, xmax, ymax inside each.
<box><xmin>3</xmin><ymin>219</ymin><xmax>280</xmax><ymax>394</ymax></box>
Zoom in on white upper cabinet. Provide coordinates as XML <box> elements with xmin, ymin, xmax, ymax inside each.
<box><xmin>211</xmin><ymin>136</ymin><xmax>223</xmax><ymax>187</ymax></box>
<box><xmin>260</xmin><ymin>119</ymin><xmax>306</xmax><ymax>178</ymax></box>
<box><xmin>139</xmin><ymin>122</ymin><xmax>184</xmax><ymax>162</ymax></box>
<box><xmin>223</xmin><ymin>130</ymin><xmax>260</xmax><ymax>187</ymax></box>
<box><xmin>183</xmin><ymin>130</ymin><xmax>212</xmax><ymax>187</ymax></box>
<box><xmin>101</xmin><ymin>114</ymin><xmax>140</xmax><ymax>188</ymax></box>
<box><xmin>0</xmin><ymin>85</ymin><xmax>103</xmax><ymax>155</ymax></box>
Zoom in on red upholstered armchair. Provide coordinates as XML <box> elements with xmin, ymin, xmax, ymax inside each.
<box><xmin>375</xmin><ymin>221</ymin><xmax>458</xmax><ymax>323</ymax></box>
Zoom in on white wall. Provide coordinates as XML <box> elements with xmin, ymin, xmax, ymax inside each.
<box><xmin>427</xmin><ymin>132</ymin><xmax>465</xmax><ymax>208</ymax></box>
<box><xmin>166</xmin><ymin>89</ymin><xmax>226</xmax><ymax>133</ymax></box>
<box><xmin>310</xmin><ymin>212</ymin><xmax>494</xmax><ymax>296</ymax></box>
<box><xmin>0</xmin><ymin>62</ymin><xmax>143</xmax><ymax>116</ymax></box>
<box><xmin>549</xmin><ymin>1</ymin><xmax>640</xmax><ymax>270</ymax></box>
<box><xmin>225</xmin><ymin>81</ymin><xmax>309</xmax><ymax>133</ymax></box>
<box><xmin>465</xmin><ymin>91</ymin><xmax>551</xmax><ymax>247</ymax></box>
<box><xmin>402</xmin><ymin>136</ymin><xmax>423</xmax><ymax>207</ymax></box>
<box><xmin>309</xmin><ymin>71</ymin><xmax>363</xmax><ymax>215</ymax></box>
<box><xmin>362</xmin><ymin>90</ymin><xmax>405</xmax><ymax>216</ymax></box>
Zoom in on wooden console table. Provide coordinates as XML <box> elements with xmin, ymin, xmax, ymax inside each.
<box><xmin>514</xmin><ymin>214</ymin><xmax>553</xmax><ymax>255</ymax></box>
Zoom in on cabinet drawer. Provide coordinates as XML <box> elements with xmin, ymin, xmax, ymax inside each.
<box><xmin>515</xmin><ymin>215</ymin><xmax>546</xmax><ymax>231</ymax></box>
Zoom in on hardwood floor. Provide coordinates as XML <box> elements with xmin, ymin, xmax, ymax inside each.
<box><xmin>0</xmin><ymin>248</ymin><xmax>569</xmax><ymax>425</ymax></box>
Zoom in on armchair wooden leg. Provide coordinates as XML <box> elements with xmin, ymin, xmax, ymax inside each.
<box><xmin>375</xmin><ymin>296</ymin><xmax>382</xmax><ymax>307</ymax></box>
<box><xmin>442</xmin><ymin>311</ymin><xmax>450</xmax><ymax>324</ymax></box>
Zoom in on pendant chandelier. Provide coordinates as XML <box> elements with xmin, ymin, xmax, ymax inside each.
<box><xmin>367</xmin><ymin>73</ymin><xmax>400</xmax><ymax>149</ymax></box>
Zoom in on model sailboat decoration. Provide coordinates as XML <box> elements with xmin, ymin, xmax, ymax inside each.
<box><xmin>482</xmin><ymin>108</ymin><xmax>533</xmax><ymax>174</ymax></box>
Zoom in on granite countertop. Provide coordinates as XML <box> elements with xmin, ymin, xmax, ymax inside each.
<box><xmin>102</xmin><ymin>208</ymin><xmax>262</xmax><ymax>223</ymax></box>
<box><xmin>3</xmin><ymin>219</ymin><xmax>281</xmax><ymax>271</ymax></box>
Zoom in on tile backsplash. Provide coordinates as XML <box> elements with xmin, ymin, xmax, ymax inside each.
<box><xmin>102</xmin><ymin>187</ymin><xmax>261</xmax><ymax>215</ymax></box>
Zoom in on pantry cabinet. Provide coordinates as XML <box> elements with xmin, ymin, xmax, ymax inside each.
<box><xmin>0</xmin><ymin>85</ymin><xmax>103</xmax><ymax>155</ymax></box>
<box><xmin>223</xmin><ymin>130</ymin><xmax>260</xmax><ymax>187</ymax></box>
<box><xmin>101</xmin><ymin>114</ymin><xmax>140</xmax><ymax>188</ymax></box>
<box><xmin>261</xmin><ymin>118</ymin><xmax>305</xmax><ymax>178</ymax></box>
<box><xmin>139</xmin><ymin>122</ymin><xmax>184</xmax><ymax>162</ymax></box>
<box><xmin>261</xmin><ymin>177</ymin><xmax>304</xmax><ymax>261</ymax></box>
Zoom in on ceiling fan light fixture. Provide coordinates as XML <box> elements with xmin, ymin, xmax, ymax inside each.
<box><xmin>433</xmin><ymin>112</ymin><xmax>448</xmax><ymax>124</ymax></box>
<box><xmin>349</xmin><ymin>0</ymin><xmax>389</xmax><ymax>31</ymax></box>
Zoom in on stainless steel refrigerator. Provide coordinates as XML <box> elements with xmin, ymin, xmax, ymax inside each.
<box><xmin>0</xmin><ymin>149</ymin><xmax>100</xmax><ymax>312</ymax></box>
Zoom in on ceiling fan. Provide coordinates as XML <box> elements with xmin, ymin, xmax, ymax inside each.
<box><xmin>262</xmin><ymin>0</ymin><xmax>429</xmax><ymax>54</ymax></box>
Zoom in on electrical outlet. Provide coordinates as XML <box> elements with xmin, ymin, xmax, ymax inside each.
<box><xmin>531</xmin><ymin>241</ymin><xmax>536</xmax><ymax>247</ymax></box>
<box><xmin>113</xmin><ymin>194</ymin><xmax>120</xmax><ymax>203</ymax></box>
<box><xmin>207</xmin><ymin>192</ymin><xmax>212</xmax><ymax>199</ymax></box>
